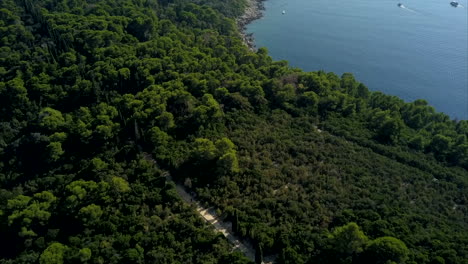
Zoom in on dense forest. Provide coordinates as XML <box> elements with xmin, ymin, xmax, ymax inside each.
<box><xmin>0</xmin><ymin>0</ymin><xmax>467</xmax><ymax>263</ymax></box>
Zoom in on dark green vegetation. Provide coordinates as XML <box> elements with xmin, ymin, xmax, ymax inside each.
<box><xmin>0</xmin><ymin>0</ymin><xmax>466</xmax><ymax>263</ymax></box>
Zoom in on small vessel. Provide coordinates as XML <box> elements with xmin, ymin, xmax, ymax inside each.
<box><xmin>397</xmin><ymin>3</ymin><xmax>403</xmax><ymax>7</ymax></box>
<box><xmin>450</xmin><ymin>1</ymin><xmax>459</xmax><ymax>7</ymax></box>
<box><xmin>282</xmin><ymin>10</ymin><xmax>286</xmax><ymax>14</ymax></box>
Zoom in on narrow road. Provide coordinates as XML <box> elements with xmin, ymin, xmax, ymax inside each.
<box><xmin>143</xmin><ymin>153</ymin><xmax>264</xmax><ymax>263</ymax></box>
<box><xmin>172</xmin><ymin>183</ymin><xmax>257</xmax><ymax>261</ymax></box>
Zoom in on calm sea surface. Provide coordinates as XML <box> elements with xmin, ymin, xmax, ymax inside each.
<box><xmin>246</xmin><ymin>0</ymin><xmax>468</xmax><ymax>119</ymax></box>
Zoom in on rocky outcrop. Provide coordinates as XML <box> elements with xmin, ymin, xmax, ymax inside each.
<box><xmin>237</xmin><ymin>0</ymin><xmax>265</xmax><ymax>51</ymax></box>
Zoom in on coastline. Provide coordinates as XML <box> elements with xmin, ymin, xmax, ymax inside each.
<box><xmin>237</xmin><ymin>0</ymin><xmax>266</xmax><ymax>51</ymax></box>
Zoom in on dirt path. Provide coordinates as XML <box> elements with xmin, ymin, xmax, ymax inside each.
<box><xmin>172</xmin><ymin>183</ymin><xmax>257</xmax><ymax>261</ymax></box>
<box><xmin>144</xmin><ymin>154</ymin><xmax>274</xmax><ymax>263</ymax></box>
<box><xmin>143</xmin><ymin>155</ymin><xmax>257</xmax><ymax>262</ymax></box>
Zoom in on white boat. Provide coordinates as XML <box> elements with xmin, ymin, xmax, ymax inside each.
<box><xmin>282</xmin><ymin>10</ymin><xmax>286</xmax><ymax>14</ymax></box>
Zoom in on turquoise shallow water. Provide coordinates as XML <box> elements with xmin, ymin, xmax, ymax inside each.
<box><xmin>246</xmin><ymin>0</ymin><xmax>468</xmax><ymax>119</ymax></box>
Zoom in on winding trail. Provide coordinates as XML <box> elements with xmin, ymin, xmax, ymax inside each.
<box><xmin>171</xmin><ymin>179</ymin><xmax>257</xmax><ymax>261</ymax></box>
<box><xmin>143</xmin><ymin>153</ymin><xmax>267</xmax><ymax>263</ymax></box>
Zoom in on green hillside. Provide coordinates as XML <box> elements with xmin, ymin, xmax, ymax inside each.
<box><xmin>0</xmin><ymin>0</ymin><xmax>466</xmax><ymax>263</ymax></box>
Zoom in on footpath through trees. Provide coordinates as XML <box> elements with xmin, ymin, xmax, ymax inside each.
<box><xmin>143</xmin><ymin>153</ymin><xmax>275</xmax><ymax>264</ymax></box>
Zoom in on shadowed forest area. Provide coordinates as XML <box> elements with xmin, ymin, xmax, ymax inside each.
<box><xmin>0</xmin><ymin>0</ymin><xmax>466</xmax><ymax>263</ymax></box>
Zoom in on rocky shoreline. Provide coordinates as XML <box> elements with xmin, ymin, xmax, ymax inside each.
<box><xmin>237</xmin><ymin>0</ymin><xmax>266</xmax><ymax>51</ymax></box>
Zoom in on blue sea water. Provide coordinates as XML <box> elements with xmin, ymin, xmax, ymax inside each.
<box><xmin>246</xmin><ymin>0</ymin><xmax>468</xmax><ymax>120</ymax></box>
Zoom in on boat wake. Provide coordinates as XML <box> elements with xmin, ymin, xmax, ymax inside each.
<box><xmin>405</xmin><ymin>7</ymin><xmax>418</xmax><ymax>13</ymax></box>
<box><xmin>398</xmin><ymin>4</ymin><xmax>419</xmax><ymax>13</ymax></box>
